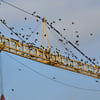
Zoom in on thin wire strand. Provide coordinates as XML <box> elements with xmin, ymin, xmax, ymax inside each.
<box><xmin>0</xmin><ymin>0</ymin><xmax>35</xmax><ymax>17</ymax></box>
<box><xmin>0</xmin><ymin>20</ymin><xmax>24</xmax><ymax>41</ymax></box>
<box><xmin>4</xmin><ymin>52</ymin><xmax>100</xmax><ymax>92</ymax></box>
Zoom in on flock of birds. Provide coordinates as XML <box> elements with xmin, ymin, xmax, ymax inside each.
<box><xmin>0</xmin><ymin>11</ymin><xmax>99</xmax><ymax>84</ymax></box>
<box><xmin>0</xmin><ymin>14</ymin><xmax>98</xmax><ymax>65</ymax></box>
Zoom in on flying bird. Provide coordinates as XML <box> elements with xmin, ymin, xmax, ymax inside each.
<box><xmin>11</xmin><ymin>89</ymin><xmax>14</xmax><ymax>91</ymax></box>
<box><xmin>10</xmin><ymin>33</ymin><xmax>13</xmax><ymax>35</ymax></box>
<box><xmin>76</xmin><ymin>35</ymin><xmax>79</xmax><ymax>38</ymax></box>
<box><xmin>59</xmin><ymin>18</ymin><xmax>61</xmax><ymax>21</ymax></box>
<box><xmin>75</xmin><ymin>31</ymin><xmax>78</xmax><ymax>33</ymax></box>
<box><xmin>63</xmin><ymin>28</ymin><xmax>66</xmax><ymax>31</ymax></box>
<box><xmin>72</xmin><ymin>22</ymin><xmax>75</xmax><ymax>24</ymax></box>
<box><xmin>36</xmin><ymin>32</ymin><xmax>39</xmax><ymax>35</ymax></box>
<box><xmin>90</xmin><ymin>33</ymin><xmax>93</xmax><ymax>36</ymax></box>
<box><xmin>21</xmin><ymin>28</ymin><xmax>24</xmax><ymax>31</ymax></box>
<box><xmin>24</xmin><ymin>17</ymin><xmax>27</xmax><ymax>20</ymax></box>
<box><xmin>96</xmin><ymin>80</ymin><xmax>99</xmax><ymax>83</ymax></box>
<box><xmin>53</xmin><ymin>21</ymin><xmax>55</xmax><ymax>23</ymax></box>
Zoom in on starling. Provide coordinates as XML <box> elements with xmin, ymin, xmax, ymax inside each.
<box><xmin>90</xmin><ymin>33</ymin><xmax>93</xmax><ymax>36</ymax></box>
<box><xmin>10</xmin><ymin>33</ymin><xmax>13</xmax><ymax>35</ymax></box>
<box><xmin>19</xmin><ymin>33</ymin><xmax>21</xmax><ymax>35</ymax></box>
<box><xmin>64</xmin><ymin>37</ymin><xmax>66</xmax><ymax>40</ymax></box>
<box><xmin>63</xmin><ymin>28</ymin><xmax>66</xmax><ymax>31</ymax></box>
<box><xmin>53</xmin><ymin>21</ymin><xmax>55</xmax><ymax>23</ymax></box>
<box><xmin>18</xmin><ymin>69</ymin><xmax>22</xmax><ymax>71</ymax></box>
<box><xmin>76</xmin><ymin>44</ymin><xmax>79</xmax><ymax>46</ymax></box>
<box><xmin>22</xmin><ymin>35</ymin><xmax>25</xmax><ymax>38</ymax></box>
<box><xmin>29</xmin><ymin>27</ymin><xmax>32</xmax><ymax>30</ymax></box>
<box><xmin>48</xmin><ymin>27</ymin><xmax>50</xmax><ymax>30</ymax></box>
<box><xmin>59</xmin><ymin>18</ymin><xmax>61</xmax><ymax>21</ymax></box>
<box><xmin>96</xmin><ymin>80</ymin><xmax>99</xmax><ymax>83</ymax></box>
<box><xmin>81</xmin><ymin>59</ymin><xmax>83</xmax><ymax>62</ymax></box>
<box><xmin>32</xmin><ymin>11</ymin><xmax>36</xmax><ymax>15</ymax></box>
<box><xmin>52</xmin><ymin>77</ymin><xmax>56</xmax><ymax>79</ymax></box>
<box><xmin>59</xmin><ymin>39</ymin><xmax>63</xmax><ymax>42</ymax></box>
<box><xmin>26</xmin><ymin>38</ymin><xmax>28</xmax><ymax>40</ymax></box>
<box><xmin>36</xmin><ymin>15</ymin><xmax>41</xmax><ymax>19</ymax></box>
<box><xmin>36</xmin><ymin>19</ymin><xmax>39</xmax><ymax>22</ymax></box>
<box><xmin>51</xmin><ymin>46</ymin><xmax>53</xmax><ymax>48</ymax></box>
<box><xmin>76</xmin><ymin>35</ymin><xmax>79</xmax><ymax>38</ymax></box>
<box><xmin>11</xmin><ymin>89</ymin><xmax>14</xmax><ymax>91</ymax></box>
<box><xmin>50</xmin><ymin>22</ymin><xmax>52</xmax><ymax>25</ymax></box>
<box><xmin>36</xmin><ymin>32</ymin><xmax>39</xmax><ymax>35</ymax></box>
<box><xmin>31</xmin><ymin>31</ymin><xmax>34</xmax><ymax>33</ymax></box>
<box><xmin>44</xmin><ymin>34</ymin><xmax>46</xmax><ymax>37</ymax></box>
<box><xmin>24</xmin><ymin>17</ymin><xmax>27</xmax><ymax>20</ymax></box>
<box><xmin>21</xmin><ymin>28</ymin><xmax>24</xmax><ymax>31</ymax></box>
<box><xmin>35</xmin><ymin>39</ymin><xmax>38</xmax><ymax>43</ymax></box>
<box><xmin>75</xmin><ymin>40</ymin><xmax>79</xmax><ymax>43</ymax></box>
<box><xmin>75</xmin><ymin>31</ymin><xmax>78</xmax><ymax>33</ymax></box>
<box><xmin>93</xmin><ymin>58</ymin><xmax>95</xmax><ymax>61</ymax></box>
<box><xmin>72</xmin><ymin>22</ymin><xmax>74</xmax><ymax>24</ymax></box>
<box><xmin>65</xmin><ymin>48</ymin><xmax>68</xmax><ymax>51</ymax></box>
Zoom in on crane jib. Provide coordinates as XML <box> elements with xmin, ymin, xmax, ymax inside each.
<box><xmin>0</xmin><ymin>36</ymin><xmax>100</xmax><ymax>79</ymax></box>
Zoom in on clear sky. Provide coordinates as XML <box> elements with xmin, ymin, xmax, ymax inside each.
<box><xmin>0</xmin><ymin>0</ymin><xmax>100</xmax><ymax>100</ymax></box>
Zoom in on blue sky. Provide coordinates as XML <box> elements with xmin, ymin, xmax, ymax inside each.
<box><xmin>0</xmin><ymin>0</ymin><xmax>100</xmax><ymax>100</ymax></box>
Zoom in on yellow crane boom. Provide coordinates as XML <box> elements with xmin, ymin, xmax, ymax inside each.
<box><xmin>0</xmin><ymin>17</ymin><xmax>100</xmax><ymax>79</ymax></box>
<box><xmin>0</xmin><ymin>35</ymin><xmax>100</xmax><ymax>79</ymax></box>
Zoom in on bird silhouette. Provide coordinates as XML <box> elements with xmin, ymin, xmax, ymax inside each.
<box><xmin>11</xmin><ymin>89</ymin><xmax>14</xmax><ymax>91</ymax></box>
<box><xmin>32</xmin><ymin>11</ymin><xmax>36</xmax><ymax>15</ymax></box>
<box><xmin>21</xmin><ymin>28</ymin><xmax>24</xmax><ymax>31</ymax></box>
<box><xmin>19</xmin><ymin>33</ymin><xmax>21</xmax><ymax>35</ymax></box>
<box><xmin>90</xmin><ymin>33</ymin><xmax>93</xmax><ymax>36</ymax></box>
<box><xmin>26</xmin><ymin>38</ymin><xmax>28</xmax><ymax>40</ymax></box>
<box><xmin>96</xmin><ymin>80</ymin><xmax>99</xmax><ymax>83</ymax></box>
<box><xmin>31</xmin><ymin>31</ymin><xmax>34</xmax><ymax>33</ymax></box>
<box><xmin>24</xmin><ymin>17</ymin><xmax>27</xmax><ymax>20</ymax></box>
<box><xmin>48</xmin><ymin>27</ymin><xmax>50</xmax><ymax>30</ymax></box>
<box><xmin>59</xmin><ymin>18</ymin><xmax>61</xmax><ymax>21</ymax></box>
<box><xmin>44</xmin><ymin>34</ymin><xmax>46</xmax><ymax>37</ymax></box>
<box><xmin>76</xmin><ymin>35</ymin><xmax>79</xmax><ymax>38</ymax></box>
<box><xmin>36</xmin><ymin>32</ymin><xmax>39</xmax><ymax>35</ymax></box>
<box><xmin>36</xmin><ymin>19</ymin><xmax>39</xmax><ymax>22</ymax></box>
<box><xmin>53</xmin><ymin>21</ymin><xmax>55</xmax><ymax>23</ymax></box>
<box><xmin>75</xmin><ymin>40</ymin><xmax>79</xmax><ymax>44</ymax></box>
<box><xmin>35</xmin><ymin>39</ymin><xmax>38</xmax><ymax>43</ymax></box>
<box><xmin>22</xmin><ymin>35</ymin><xmax>25</xmax><ymax>38</ymax></box>
<box><xmin>10</xmin><ymin>33</ymin><xmax>13</xmax><ymax>35</ymax></box>
<box><xmin>72</xmin><ymin>22</ymin><xmax>75</xmax><ymax>24</ymax></box>
<box><xmin>59</xmin><ymin>39</ymin><xmax>63</xmax><ymax>42</ymax></box>
<box><xmin>63</xmin><ymin>28</ymin><xmax>66</xmax><ymax>31</ymax></box>
<box><xmin>29</xmin><ymin>27</ymin><xmax>32</xmax><ymax>30</ymax></box>
<box><xmin>75</xmin><ymin>31</ymin><xmax>78</xmax><ymax>33</ymax></box>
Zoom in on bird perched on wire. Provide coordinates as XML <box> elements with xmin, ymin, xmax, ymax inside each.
<box><xmin>32</xmin><ymin>11</ymin><xmax>36</xmax><ymax>15</ymax></box>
